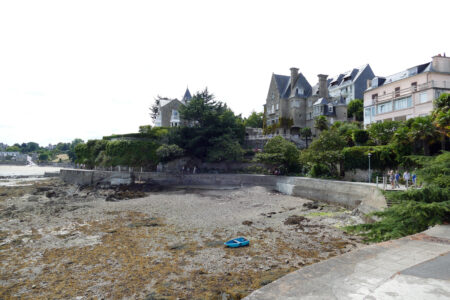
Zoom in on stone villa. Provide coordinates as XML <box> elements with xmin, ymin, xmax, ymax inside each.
<box><xmin>364</xmin><ymin>55</ymin><xmax>450</xmax><ymax>126</ymax></box>
<box><xmin>264</xmin><ymin>64</ymin><xmax>374</xmax><ymax>137</ymax></box>
<box><xmin>154</xmin><ymin>88</ymin><xmax>192</xmax><ymax>127</ymax></box>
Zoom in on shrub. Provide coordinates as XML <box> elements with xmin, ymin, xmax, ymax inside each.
<box><xmin>342</xmin><ymin>145</ymin><xmax>397</xmax><ymax>171</ymax></box>
<box><xmin>347</xmin><ymin>151</ymin><xmax>450</xmax><ymax>242</ymax></box>
<box><xmin>256</xmin><ymin>136</ymin><xmax>300</xmax><ymax>173</ymax></box>
<box><xmin>346</xmin><ymin>200</ymin><xmax>450</xmax><ymax>242</ymax></box>
<box><xmin>156</xmin><ymin>144</ymin><xmax>184</xmax><ymax>163</ymax></box>
<box><xmin>206</xmin><ymin>136</ymin><xmax>244</xmax><ymax>162</ymax></box>
<box><xmin>353</xmin><ymin>129</ymin><xmax>369</xmax><ymax>145</ymax></box>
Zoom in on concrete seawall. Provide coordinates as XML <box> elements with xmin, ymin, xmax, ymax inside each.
<box><xmin>59</xmin><ymin>169</ymin><xmax>386</xmax><ymax>212</ymax></box>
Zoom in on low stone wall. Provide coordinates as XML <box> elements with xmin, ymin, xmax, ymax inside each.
<box><xmin>60</xmin><ymin>169</ymin><xmax>386</xmax><ymax>212</ymax></box>
<box><xmin>0</xmin><ymin>161</ymin><xmax>28</xmax><ymax>166</ymax></box>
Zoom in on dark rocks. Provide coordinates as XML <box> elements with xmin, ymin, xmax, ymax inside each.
<box><xmin>168</xmin><ymin>243</ymin><xmax>186</xmax><ymax>250</ymax></box>
<box><xmin>127</xmin><ymin>218</ymin><xmax>160</xmax><ymax>228</ymax></box>
<box><xmin>284</xmin><ymin>215</ymin><xmax>309</xmax><ymax>226</ymax></box>
<box><xmin>242</xmin><ymin>220</ymin><xmax>253</xmax><ymax>226</ymax></box>
<box><xmin>303</xmin><ymin>201</ymin><xmax>320</xmax><ymax>209</ymax></box>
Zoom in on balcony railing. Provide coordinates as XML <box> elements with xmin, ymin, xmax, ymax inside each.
<box><xmin>372</xmin><ymin>80</ymin><xmax>450</xmax><ymax>104</ymax></box>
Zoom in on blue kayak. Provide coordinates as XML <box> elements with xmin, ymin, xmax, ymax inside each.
<box><xmin>224</xmin><ymin>237</ymin><xmax>249</xmax><ymax>248</ymax></box>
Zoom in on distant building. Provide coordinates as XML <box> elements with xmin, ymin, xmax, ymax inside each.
<box><xmin>0</xmin><ymin>143</ymin><xmax>7</xmax><ymax>151</ymax></box>
<box><xmin>154</xmin><ymin>88</ymin><xmax>192</xmax><ymax>127</ymax></box>
<box><xmin>264</xmin><ymin>64</ymin><xmax>374</xmax><ymax>139</ymax></box>
<box><xmin>364</xmin><ymin>55</ymin><xmax>450</xmax><ymax>126</ymax></box>
<box><xmin>0</xmin><ymin>152</ymin><xmax>27</xmax><ymax>162</ymax></box>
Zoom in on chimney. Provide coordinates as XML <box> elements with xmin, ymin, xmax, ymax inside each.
<box><xmin>290</xmin><ymin>67</ymin><xmax>299</xmax><ymax>93</ymax></box>
<box><xmin>432</xmin><ymin>54</ymin><xmax>450</xmax><ymax>73</ymax></box>
<box><xmin>318</xmin><ymin>74</ymin><xmax>328</xmax><ymax>98</ymax></box>
<box><xmin>367</xmin><ymin>79</ymin><xmax>372</xmax><ymax>89</ymax></box>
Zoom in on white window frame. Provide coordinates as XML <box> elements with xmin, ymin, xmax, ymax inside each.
<box><xmin>419</xmin><ymin>92</ymin><xmax>428</xmax><ymax>104</ymax></box>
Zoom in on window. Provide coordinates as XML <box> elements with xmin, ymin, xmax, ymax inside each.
<box><xmin>394</xmin><ymin>97</ymin><xmax>412</xmax><ymax>110</ymax></box>
<box><xmin>395</xmin><ymin>87</ymin><xmax>400</xmax><ymax>98</ymax></box>
<box><xmin>419</xmin><ymin>92</ymin><xmax>428</xmax><ymax>103</ymax></box>
<box><xmin>377</xmin><ymin>102</ymin><xmax>392</xmax><ymax>114</ymax></box>
<box><xmin>372</xmin><ymin>93</ymin><xmax>378</xmax><ymax>101</ymax></box>
<box><xmin>276</xmin><ymin>103</ymin><xmax>279</xmax><ymax>110</ymax></box>
<box><xmin>271</xmin><ymin>104</ymin><xmax>274</xmax><ymax>113</ymax></box>
<box><xmin>328</xmin><ymin>104</ymin><xmax>333</xmax><ymax>113</ymax></box>
<box><xmin>271</xmin><ymin>92</ymin><xmax>274</xmax><ymax>100</ymax></box>
<box><xmin>411</xmin><ymin>82</ymin><xmax>417</xmax><ymax>92</ymax></box>
<box><xmin>308</xmin><ymin>99</ymin><xmax>312</xmax><ymax>107</ymax></box>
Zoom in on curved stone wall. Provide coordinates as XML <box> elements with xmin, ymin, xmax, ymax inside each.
<box><xmin>60</xmin><ymin>169</ymin><xmax>386</xmax><ymax>212</ymax></box>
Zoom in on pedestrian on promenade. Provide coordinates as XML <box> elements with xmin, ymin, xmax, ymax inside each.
<box><xmin>403</xmin><ymin>170</ymin><xmax>411</xmax><ymax>189</ymax></box>
<box><xmin>395</xmin><ymin>171</ymin><xmax>401</xmax><ymax>189</ymax></box>
<box><xmin>412</xmin><ymin>172</ymin><xmax>417</xmax><ymax>187</ymax></box>
<box><xmin>389</xmin><ymin>170</ymin><xmax>394</xmax><ymax>189</ymax></box>
<box><xmin>193</xmin><ymin>166</ymin><xmax>197</xmax><ymax>174</ymax></box>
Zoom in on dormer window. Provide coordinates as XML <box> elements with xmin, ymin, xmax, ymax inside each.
<box><xmin>328</xmin><ymin>104</ymin><xmax>333</xmax><ymax>113</ymax></box>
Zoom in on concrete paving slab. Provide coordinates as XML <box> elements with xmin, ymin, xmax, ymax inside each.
<box><xmin>245</xmin><ymin>225</ymin><xmax>450</xmax><ymax>300</ymax></box>
<box><xmin>424</xmin><ymin>226</ymin><xmax>450</xmax><ymax>240</ymax></box>
<box><xmin>401</xmin><ymin>252</ymin><xmax>450</xmax><ymax>280</ymax></box>
<box><xmin>367</xmin><ymin>274</ymin><xmax>450</xmax><ymax>300</ymax></box>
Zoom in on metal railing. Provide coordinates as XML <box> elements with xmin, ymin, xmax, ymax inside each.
<box><xmin>373</xmin><ymin>80</ymin><xmax>450</xmax><ymax>104</ymax></box>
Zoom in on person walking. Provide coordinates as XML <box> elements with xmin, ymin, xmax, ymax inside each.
<box><xmin>395</xmin><ymin>171</ymin><xmax>401</xmax><ymax>189</ymax></box>
<box><xmin>403</xmin><ymin>170</ymin><xmax>410</xmax><ymax>189</ymax></box>
<box><xmin>412</xmin><ymin>172</ymin><xmax>417</xmax><ymax>187</ymax></box>
<box><xmin>389</xmin><ymin>170</ymin><xmax>394</xmax><ymax>189</ymax></box>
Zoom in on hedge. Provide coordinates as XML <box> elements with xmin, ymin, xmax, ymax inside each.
<box><xmin>75</xmin><ymin>140</ymin><xmax>160</xmax><ymax>168</ymax></box>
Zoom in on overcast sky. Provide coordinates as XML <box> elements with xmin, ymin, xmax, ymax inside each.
<box><xmin>0</xmin><ymin>0</ymin><xmax>449</xmax><ymax>146</ymax></box>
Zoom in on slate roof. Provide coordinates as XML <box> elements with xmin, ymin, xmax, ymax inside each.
<box><xmin>313</xmin><ymin>97</ymin><xmax>328</xmax><ymax>105</ymax></box>
<box><xmin>182</xmin><ymin>88</ymin><xmax>192</xmax><ymax>102</ymax></box>
<box><xmin>327</xmin><ymin>64</ymin><xmax>371</xmax><ymax>88</ymax></box>
<box><xmin>376</xmin><ymin>62</ymin><xmax>431</xmax><ymax>87</ymax></box>
<box><xmin>273</xmin><ymin>73</ymin><xmax>312</xmax><ymax>99</ymax></box>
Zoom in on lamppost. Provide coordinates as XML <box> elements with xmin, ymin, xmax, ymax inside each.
<box><xmin>368</xmin><ymin>152</ymin><xmax>372</xmax><ymax>183</ymax></box>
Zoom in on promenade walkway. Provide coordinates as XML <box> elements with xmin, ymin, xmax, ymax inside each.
<box><xmin>245</xmin><ymin>225</ymin><xmax>450</xmax><ymax>299</ymax></box>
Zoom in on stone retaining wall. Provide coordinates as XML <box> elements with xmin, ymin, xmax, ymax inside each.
<box><xmin>60</xmin><ymin>169</ymin><xmax>386</xmax><ymax>212</ymax></box>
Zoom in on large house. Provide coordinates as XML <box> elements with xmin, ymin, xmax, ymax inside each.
<box><xmin>264</xmin><ymin>64</ymin><xmax>374</xmax><ymax>137</ymax></box>
<box><xmin>363</xmin><ymin>55</ymin><xmax>450</xmax><ymax>126</ymax></box>
<box><xmin>154</xmin><ymin>88</ymin><xmax>192</xmax><ymax>127</ymax></box>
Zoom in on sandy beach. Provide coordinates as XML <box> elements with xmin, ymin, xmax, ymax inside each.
<box><xmin>0</xmin><ymin>173</ymin><xmax>365</xmax><ymax>299</ymax></box>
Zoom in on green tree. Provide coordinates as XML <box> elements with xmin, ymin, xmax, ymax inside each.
<box><xmin>139</xmin><ymin>125</ymin><xmax>152</xmax><ymax>134</ymax></box>
<box><xmin>156</xmin><ymin>144</ymin><xmax>184</xmax><ymax>163</ymax></box>
<box><xmin>347</xmin><ymin>99</ymin><xmax>364</xmax><ymax>121</ymax></box>
<box><xmin>174</xmin><ymin>89</ymin><xmax>245</xmax><ymax>159</ymax></box>
<box><xmin>5</xmin><ymin>145</ymin><xmax>21</xmax><ymax>152</ymax></box>
<box><xmin>180</xmin><ymin>88</ymin><xmax>226</xmax><ymax>127</ymax></box>
<box><xmin>337</xmin><ymin>122</ymin><xmax>360</xmax><ymax>146</ymax></box>
<box><xmin>255</xmin><ymin>136</ymin><xmax>300</xmax><ymax>173</ymax></box>
<box><xmin>432</xmin><ymin>93</ymin><xmax>450</xmax><ymax>137</ymax></box>
<box><xmin>300</xmin><ymin>129</ymin><xmax>346</xmax><ymax>177</ymax></box>
<box><xmin>300</xmin><ymin>127</ymin><xmax>312</xmax><ymax>147</ymax></box>
<box><xmin>244</xmin><ymin>111</ymin><xmax>264</xmax><ymax>128</ymax></box>
<box><xmin>408</xmin><ymin>116</ymin><xmax>439</xmax><ymax>156</ymax></box>
<box><xmin>367</xmin><ymin>120</ymin><xmax>402</xmax><ymax>145</ymax></box>
<box><xmin>314</xmin><ymin>115</ymin><xmax>328</xmax><ymax>132</ymax></box>
<box><xmin>38</xmin><ymin>152</ymin><xmax>49</xmax><ymax>162</ymax></box>
<box><xmin>207</xmin><ymin>135</ymin><xmax>244</xmax><ymax>162</ymax></box>
<box><xmin>352</xmin><ymin>129</ymin><xmax>369</xmax><ymax>145</ymax></box>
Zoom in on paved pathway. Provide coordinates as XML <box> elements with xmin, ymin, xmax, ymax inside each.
<box><xmin>245</xmin><ymin>225</ymin><xmax>450</xmax><ymax>300</ymax></box>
